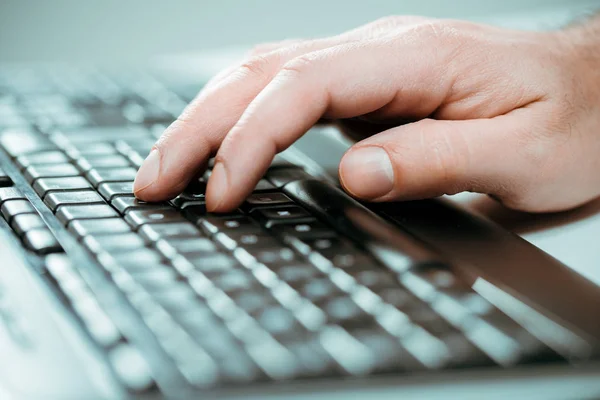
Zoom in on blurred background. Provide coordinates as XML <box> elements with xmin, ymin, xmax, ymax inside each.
<box><xmin>1</xmin><ymin>0</ymin><xmax>599</xmax><ymax>63</ymax></box>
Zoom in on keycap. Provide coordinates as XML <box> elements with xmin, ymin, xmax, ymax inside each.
<box><xmin>272</xmin><ymin>221</ymin><xmax>337</xmax><ymax>240</ymax></box>
<box><xmin>23</xmin><ymin>228</ymin><xmax>62</xmax><ymax>254</ymax></box>
<box><xmin>56</xmin><ymin>204</ymin><xmax>119</xmax><ymax>225</ymax></box>
<box><xmin>0</xmin><ymin>187</ymin><xmax>25</xmax><ymax>204</ymax></box>
<box><xmin>99</xmin><ymin>249</ymin><xmax>164</xmax><ymax>272</ymax></box>
<box><xmin>98</xmin><ymin>181</ymin><xmax>134</xmax><ymax>200</ymax></box>
<box><xmin>11</xmin><ymin>213</ymin><xmax>46</xmax><ymax>236</ymax></box>
<box><xmin>75</xmin><ymin>142</ymin><xmax>117</xmax><ymax>156</ymax></box>
<box><xmin>171</xmin><ymin>182</ymin><xmax>206</xmax><ymax>208</ymax></box>
<box><xmin>275</xmin><ymin>263</ymin><xmax>322</xmax><ymax>284</ymax></box>
<box><xmin>156</xmin><ymin>237</ymin><xmax>217</xmax><ymax>257</ymax></box>
<box><xmin>108</xmin><ymin>344</ymin><xmax>155</xmax><ymax>393</ymax></box>
<box><xmin>1</xmin><ymin>199</ymin><xmax>36</xmax><ymax>221</ymax></box>
<box><xmin>68</xmin><ymin>218</ymin><xmax>132</xmax><ymax>238</ymax></box>
<box><xmin>125</xmin><ymin>209</ymin><xmax>187</xmax><ymax>229</ymax></box>
<box><xmin>198</xmin><ymin>216</ymin><xmax>263</xmax><ymax>236</ymax></box>
<box><xmin>187</xmin><ymin>253</ymin><xmax>240</xmax><ymax>276</ymax></box>
<box><xmin>62</xmin><ymin>126</ymin><xmax>149</xmax><ymax>143</ymax></box>
<box><xmin>0</xmin><ymin>129</ymin><xmax>57</xmax><ymax>157</ymax></box>
<box><xmin>138</xmin><ymin>222</ymin><xmax>200</xmax><ymax>242</ymax></box>
<box><xmin>251</xmin><ymin>206</ymin><xmax>313</xmax><ymax>227</ymax></box>
<box><xmin>217</xmin><ymin>232</ymin><xmax>282</xmax><ymax>251</ymax></box>
<box><xmin>15</xmin><ymin>151</ymin><xmax>69</xmax><ymax>169</ymax></box>
<box><xmin>297</xmin><ymin>278</ymin><xmax>344</xmax><ymax>303</ymax></box>
<box><xmin>23</xmin><ymin>164</ymin><xmax>80</xmax><ymax>183</ymax></box>
<box><xmin>33</xmin><ymin>177</ymin><xmax>93</xmax><ymax>198</ymax></box>
<box><xmin>112</xmin><ymin>196</ymin><xmax>170</xmax><ymax>214</ymax></box>
<box><xmin>75</xmin><ymin>155</ymin><xmax>130</xmax><ymax>171</ymax></box>
<box><xmin>256</xmin><ymin>306</ymin><xmax>302</xmax><ymax>337</ymax></box>
<box><xmin>83</xmin><ymin>233</ymin><xmax>146</xmax><ymax>254</ymax></box>
<box><xmin>245</xmin><ymin>192</ymin><xmax>292</xmax><ymax>208</ymax></box>
<box><xmin>44</xmin><ymin>190</ymin><xmax>105</xmax><ymax>211</ymax></box>
<box><xmin>265</xmin><ymin>168</ymin><xmax>309</xmax><ymax>188</ymax></box>
<box><xmin>319</xmin><ymin>326</ymin><xmax>376</xmax><ymax>375</ymax></box>
<box><xmin>86</xmin><ymin>167</ymin><xmax>138</xmax><ymax>187</ymax></box>
<box><xmin>253</xmin><ymin>179</ymin><xmax>276</xmax><ymax>191</ymax></box>
<box><xmin>0</xmin><ymin>167</ymin><xmax>11</xmax><ymax>186</ymax></box>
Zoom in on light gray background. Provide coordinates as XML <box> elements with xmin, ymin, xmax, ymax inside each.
<box><xmin>1</xmin><ymin>0</ymin><xmax>599</xmax><ymax>63</ymax></box>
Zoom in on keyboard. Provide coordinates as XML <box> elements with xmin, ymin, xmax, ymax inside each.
<box><xmin>0</xmin><ymin>66</ymin><xmax>578</xmax><ymax>396</ymax></box>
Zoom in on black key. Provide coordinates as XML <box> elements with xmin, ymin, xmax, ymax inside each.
<box><xmin>245</xmin><ymin>192</ymin><xmax>292</xmax><ymax>208</ymax></box>
<box><xmin>1</xmin><ymin>199</ymin><xmax>36</xmax><ymax>222</ymax></box>
<box><xmin>125</xmin><ymin>209</ymin><xmax>187</xmax><ymax>229</ymax></box>
<box><xmin>75</xmin><ymin>155</ymin><xmax>131</xmax><ymax>172</ymax></box>
<box><xmin>83</xmin><ymin>233</ymin><xmax>146</xmax><ymax>254</ymax></box>
<box><xmin>75</xmin><ymin>142</ymin><xmax>117</xmax><ymax>156</ymax></box>
<box><xmin>272</xmin><ymin>221</ymin><xmax>337</xmax><ymax>240</ymax></box>
<box><xmin>0</xmin><ymin>167</ymin><xmax>12</xmax><ymax>187</ymax></box>
<box><xmin>23</xmin><ymin>228</ymin><xmax>62</xmax><ymax>254</ymax></box>
<box><xmin>23</xmin><ymin>164</ymin><xmax>80</xmax><ymax>183</ymax></box>
<box><xmin>0</xmin><ymin>129</ymin><xmax>57</xmax><ymax>157</ymax></box>
<box><xmin>256</xmin><ymin>306</ymin><xmax>302</xmax><ymax>337</ymax></box>
<box><xmin>171</xmin><ymin>181</ymin><xmax>206</xmax><ymax>208</ymax></box>
<box><xmin>217</xmin><ymin>232</ymin><xmax>282</xmax><ymax>250</ymax></box>
<box><xmin>130</xmin><ymin>268</ymin><xmax>181</xmax><ymax>293</ymax></box>
<box><xmin>197</xmin><ymin>216</ymin><xmax>261</xmax><ymax>236</ymax></box>
<box><xmin>273</xmin><ymin>263</ymin><xmax>322</xmax><ymax>284</ymax></box>
<box><xmin>254</xmin><ymin>179</ymin><xmax>276</xmax><ymax>192</ymax></box>
<box><xmin>11</xmin><ymin>213</ymin><xmax>46</xmax><ymax>236</ymax></box>
<box><xmin>138</xmin><ymin>222</ymin><xmax>200</xmax><ymax>242</ymax></box>
<box><xmin>33</xmin><ymin>177</ymin><xmax>93</xmax><ymax>198</ymax></box>
<box><xmin>98</xmin><ymin>181</ymin><xmax>134</xmax><ymax>200</ymax></box>
<box><xmin>86</xmin><ymin>168</ymin><xmax>138</xmax><ymax>187</ymax></box>
<box><xmin>230</xmin><ymin>291</ymin><xmax>278</xmax><ymax>315</ymax></box>
<box><xmin>265</xmin><ymin>168</ymin><xmax>309</xmax><ymax>188</ymax></box>
<box><xmin>44</xmin><ymin>190</ymin><xmax>105</xmax><ymax>212</ymax></box>
<box><xmin>320</xmin><ymin>296</ymin><xmax>372</xmax><ymax>328</ymax></box>
<box><xmin>246</xmin><ymin>247</ymin><xmax>297</xmax><ymax>266</ymax></box>
<box><xmin>69</xmin><ymin>218</ymin><xmax>132</xmax><ymax>238</ymax></box>
<box><xmin>303</xmin><ymin>238</ymin><xmax>374</xmax><ymax>269</ymax></box>
<box><xmin>56</xmin><ymin>204</ymin><xmax>119</xmax><ymax>225</ymax></box>
<box><xmin>187</xmin><ymin>253</ymin><xmax>240</xmax><ymax>276</ymax></box>
<box><xmin>0</xmin><ymin>187</ymin><xmax>24</xmax><ymax>204</ymax></box>
<box><xmin>213</xmin><ymin>269</ymin><xmax>258</xmax><ymax>293</ymax></box>
<box><xmin>297</xmin><ymin>278</ymin><xmax>344</xmax><ymax>303</ymax></box>
<box><xmin>353</xmin><ymin>269</ymin><xmax>400</xmax><ymax>291</ymax></box>
<box><xmin>15</xmin><ymin>151</ymin><xmax>69</xmax><ymax>169</ymax></box>
<box><xmin>251</xmin><ymin>206</ymin><xmax>313</xmax><ymax>227</ymax></box>
<box><xmin>112</xmin><ymin>196</ymin><xmax>170</xmax><ymax>214</ymax></box>
<box><xmin>62</xmin><ymin>126</ymin><xmax>149</xmax><ymax>143</ymax></box>
<box><xmin>99</xmin><ymin>249</ymin><xmax>164</xmax><ymax>272</ymax></box>
<box><xmin>157</xmin><ymin>236</ymin><xmax>216</xmax><ymax>254</ymax></box>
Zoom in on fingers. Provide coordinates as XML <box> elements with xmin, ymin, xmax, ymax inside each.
<box><xmin>134</xmin><ymin>17</ymin><xmax>437</xmax><ymax>202</ymax></box>
<box><xmin>338</xmin><ymin>116</ymin><xmax>527</xmax><ymax>202</ymax></box>
<box><xmin>206</xmin><ymin>34</ymin><xmax>459</xmax><ymax>211</ymax></box>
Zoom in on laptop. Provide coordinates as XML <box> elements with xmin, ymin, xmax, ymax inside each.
<box><xmin>1</xmin><ymin>4</ymin><xmax>600</xmax><ymax>400</ymax></box>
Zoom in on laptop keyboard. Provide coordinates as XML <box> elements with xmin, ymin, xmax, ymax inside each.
<box><xmin>0</xmin><ymin>67</ymin><xmax>566</xmax><ymax>395</ymax></box>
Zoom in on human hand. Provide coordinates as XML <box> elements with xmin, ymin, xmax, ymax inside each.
<box><xmin>133</xmin><ymin>16</ymin><xmax>600</xmax><ymax>213</ymax></box>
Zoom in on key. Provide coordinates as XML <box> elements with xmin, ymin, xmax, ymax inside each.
<box><xmin>108</xmin><ymin>344</ymin><xmax>155</xmax><ymax>393</ymax></box>
<box><xmin>198</xmin><ymin>216</ymin><xmax>263</xmax><ymax>236</ymax></box>
<box><xmin>213</xmin><ymin>269</ymin><xmax>259</xmax><ymax>293</ymax></box>
<box><xmin>253</xmin><ymin>179</ymin><xmax>276</xmax><ymax>192</ymax></box>
<box><xmin>156</xmin><ymin>237</ymin><xmax>217</xmax><ymax>258</ymax></box>
<box><xmin>23</xmin><ymin>228</ymin><xmax>62</xmax><ymax>254</ymax></box>
<box><xmin>86</xmin><ymin>168</ymin><xmax>138</xmax><ymax>188</ymax></box>
<box><xmin>256</xmin><ymin>306</ymin><xmax>303</xmax><ymax>338</ymax></box>
<box><xmin>0</xmin><ymin>167</ymin><xmax>11</xmax><ymax>186</ymax></box>
<box><xmin>15</xmin><ymin>151</ymin><xmax>69</xmax><ymax>169</ymax></box>
<box><xmin>99</xmin><ymin>249</ymin><xmax>164</xmax><ymax>272</ymax></box>
<box><xmin>68</xmin><ymin>218</ymin><xmax>132</xmax><ymax>238</ymax></box>
<box><xmin>112</xmin><ymin>196</ymin><xmax>170</xmax><ymax>214</ymax></box>
<box><xmin>273</xmin><ymin>263</ymin><xmax>322</xmax><ymax>285</ymax></box>
<box><xmin>33</xmin><ymin>177</ymin><xmax>93</xmax><ymax>198</ymax></box>
<box><xmin>23</xmin><ymin>164</ymin><xmax>80</xmax><ymax>183</ymax></box>
<box><xmin>61</xmin><ymin>126</ymin><xmax>149</xmax><ymax>143</ymax></box>
<box><xmin>186</xmin><ymin>253</ymin><xmax>240</xmax><ymax>276</ymax></box>
<box><xmin>11</xmin><ymin>213</ymin><xmax>47</xmax><ymax>236</ymax></box>
<box><xmin>251</xmin><ymin>206</ymin><xmax>313</xmax><ymax>226</ymax></box>
<box><xmin>265</xmin><ymin>168</ymin><xmax>309</xmax><ymax>188</ymax></box>
<box><xmin>98</xmin><ymin>181</ymin><xmax>134</xmax><ymax>200</ymax></box>
<box><xmin>296</xmin><ymin>278</ymin><xmax>344</xmax><ymax>303</ymax></box>
<box><xmin>0</xmin><ymin>187</ymin><xmax>25</xmax><ymax>204</ymax></box>
<box><xmin>171</xmin><ymin>182</ymin><xmax>206</xmax><ymax>208</ymax></box>
<box><xmin>74</xmin><ymin>142</ymin><xmax>117</xmax><ymax>156</ymax></box>
<box><xmin>138</xmin><ymin>222</ymin><xmax>200</xmax><ymax>242</ymax></box>
<box><xmin>216</xmin><ymin>232</ymin><xmax>282</xmax><ymax>250</ymax></box>
<box><xmin>56</xmin><ymin>204</ymin><xmax>119</xmax><ymax>225</ymax></box>
<box><xmin>1</xmin><ymin>199</ymin><xmax>36</xmax><ymax>222</ymax></box>
<box><xmin>125</xmin><ymin>209</ymin><xmax>187</xmax><ymax>229</ymax></box>
<box><xmin>76</xmin><ymin>155</ymin><xmax>130</xmax><ymax>171</ymax></box>
<box><xmin>83</xmin><ymin>233</ymin><xmax>146</xmax><ymax>254</ymax></box>
<box><xmin>0</xmin><ymin>129</ymin><xmax>57</xmax><ymax>157</ymax></box>
<box><xmin>245</xmin><ymin>192</ymin><xmax>292</xmax><ymax>208</ymax></box>
<box><xmin>44</xmin><ymin>190</ymin><xmax>105</xmax><ymax>212</ymax></box>
<box><xmin>272</xmin><ymin>221</ymin><xmax>337</xmax><ymax>240</ymax></box>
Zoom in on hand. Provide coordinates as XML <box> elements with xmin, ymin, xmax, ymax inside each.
<box><xmin>133</xmin><ymin>16</ymin><xmax>600</xmax><ymax>213</ymax></box>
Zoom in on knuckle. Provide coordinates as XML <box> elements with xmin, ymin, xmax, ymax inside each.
<box><xmin>279</xmin><ymin>54</ymin><xmax>316</xmax><ymax>78</ymax></box>
<box><xmin>238</xmin><ymin>54</ymin><xmax>276</xmax><ymax>78</ymax></box>
<box><xmin>423</xmin><ymin>120</ymin><xmax>466</xmax><ymax>185</ymax></box>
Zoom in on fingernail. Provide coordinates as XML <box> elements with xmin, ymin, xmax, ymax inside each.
<box><xmin>134</xmin><ymin>148</ymin><xmax>161</xmax><ymax>194</ymax></box>
<box><xmin>207</xmin><ymin>162</ymin><xmax>228</xmax><ymax>211</ymax></box>
<box><xmin>339</xmin><ymin>146</ymin><xmax>394</xmax><ymax>199</ymax></box>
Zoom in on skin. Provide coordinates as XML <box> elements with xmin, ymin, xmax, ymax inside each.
<box><xmin>133</xmin><ymin>15</ymin><xmax>600</xmax><ymax>213</ymax></box>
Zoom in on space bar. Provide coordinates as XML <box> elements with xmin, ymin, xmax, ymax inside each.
<box><xmin>282</xmin><ymin>179</ymin><xmax>446</xmax><ymax>273</ymax></box>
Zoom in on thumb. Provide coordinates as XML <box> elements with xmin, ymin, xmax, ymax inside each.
<box><xmin>338</xmin><ymin>117</ymin><xmax>528</xmax><ymax>202</ymax></box>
